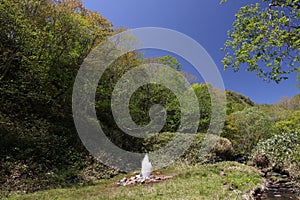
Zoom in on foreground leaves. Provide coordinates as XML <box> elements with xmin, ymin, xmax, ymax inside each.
<box><xmin>222</xmin><ymin>0</ymin><xmax>300</xmax><ymax>83</ymax></box>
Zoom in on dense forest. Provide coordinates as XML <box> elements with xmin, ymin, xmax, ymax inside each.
<box><xmin>0</xmin><ymin>0</ymin><xmax>299</xmax><ymax>198</ymax></box>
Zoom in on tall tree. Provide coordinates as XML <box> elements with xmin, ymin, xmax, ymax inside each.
<box><xmin>222</xmin><ymin>0</ymin><xmax>300</xmax><ymax>83</ymax></box>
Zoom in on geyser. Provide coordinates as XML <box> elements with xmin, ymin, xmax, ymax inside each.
<box><xmin>141</xmin><ymin>154</ymin><xmax>152</xmax><ymax>178</ymax></box>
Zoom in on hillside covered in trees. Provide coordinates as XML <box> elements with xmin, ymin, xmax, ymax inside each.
<box><xmin>0</xmin><ymin>0</ymin><xmax>299</xmax><ymax>198</ymax></box>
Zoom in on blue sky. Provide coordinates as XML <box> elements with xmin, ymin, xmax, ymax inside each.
<box><xmin>82</xmin><ymin>0</ymin><xmax>299</xmax><ymax>104</ymax></box>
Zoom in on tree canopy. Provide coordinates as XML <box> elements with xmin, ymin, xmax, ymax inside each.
<box><xmin>222</xmin><ymin>0</ymin><xmax>300</xmax><ymax>83</ymax></box>
<box><xmin>0</xmin><ymin>0</ymin><xmax>113</xmax><ymax>192</ymax></box>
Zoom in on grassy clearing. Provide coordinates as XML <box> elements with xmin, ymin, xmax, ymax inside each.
<box><xmin>5</xmin><ymin>162</ymin><xmax>262</xmax><ymax>200</ymax></box>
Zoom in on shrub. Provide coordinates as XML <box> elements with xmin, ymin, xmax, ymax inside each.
<box><xmin>143</xmin><ymin>132</ymin><xmax>234</xmax><ymax>165</ymax></box>
<box><xmin>251</xmin><ymin>130</ymin><xmax>300</xmax><ymax>179</ymax></box>
<box><xmin>275</xmin><ymin>110</ymin><xmax>300</xmax><ymax>132</ymax></box>
<box><xmin>212</xmin><ymin>137</ymin><xmax>234</xmax><ymax>160</ymax></box>
<box><xmin>221</xmin><ymin>107</ymin><xmax>275</xmax><ymax>156</ymax></box>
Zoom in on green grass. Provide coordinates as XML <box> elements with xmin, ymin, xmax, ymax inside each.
<box><xmin>5</xmin><ymin>162</ymin><xmax>262</xmax><ymax>200</ymax></box>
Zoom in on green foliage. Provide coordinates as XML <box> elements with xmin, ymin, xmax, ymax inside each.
<box><xmin>129</xmin><ymin>84</ymin><xmax>181</xmax><ymax>132</ymax></box>
<box><xmin>95</xmin><ymin>52</ymin><xmax>144</xmax><ymax>152</ymax></box>
<box><xmin>143</xmin><ymin>132</ymin><xmax>204</xmax><ymax>164</ymax></box>
<box><xmin>0</xmin><ymin>0</ymin><xmax>112</xmax><ymax>103</ymax></box>
<box><xmin>221</xmin><ymin>107</ymin><xmax>275</xmax><ymax>155</ymax></box>
<box><xmin>252</xmin><ymin>130</ymin><xmax>300</xmax><ymax>178</ymax></box>
<box><xmin>275</xmin><ymin>110</ymin><xmax>300</xmax><ymax>132</ymax></box>
<box><xmin>258</xmin><ymin>94</ymin><xmax>300</xmax><ymax>120</ymax></box>
<box><xmin>99</xmin><ymin>78</ymin><xmax>254</xmax><ymax>148</ymax></box>
<box><xmin>95</xmin><ymin>54</ymin><xmax>208</xmax><ymax>154</ymax></box>
<box><xmin>192</xmin><ymin>84</ymin><xmax>212</xmax><ymax>132</ymax></box>
<box><xmin>143</xmin><ymin>132</ymin><xmax>234</xmax><ymax>164</ymax></box>
<box><xmin>95</xmin><ymin>54</ymin><xmax>187</xmax><ymax>152</ymax></box>
<box><xmin>191</xmin><ymin>85</ymin><xmax>255</xmax><ymax>133</ymax></box>
<box><xmin>226</xmin><ymin>90</ymin><xmax>255</xmax><ymax>115</ymax></box>
<box><xmin>0</xmin><ymin>0</ymin><xmax>113</xmax><ymax>194</ymax></box>
<box><xmin>252</xmin><ymin>94</ymin><xmax>300</xmax><ymax>177</ymax></box>
<box><xmin>222</xmin><ymin>0</ymin><xmax>300</xmax><ymax>83</ymax></box>
<box><xmin>159</xmin><ymin>55</ymin><xmax>182</xmax><ymax>71</ymax></box>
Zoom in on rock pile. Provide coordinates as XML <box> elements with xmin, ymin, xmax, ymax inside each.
<box><xmin>117</xmin><ymin>174</ymin><xmax>172</xmax><ymax>186</ymax></box>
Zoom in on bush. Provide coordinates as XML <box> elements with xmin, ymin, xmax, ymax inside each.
<box><xmin>275</xmin><ymin>110</ymin><xmax>300</xmax><ymax>132</ymax></box>
<box><xmin>251</xmin><ymin>130</ymin><xmax>300</xmax><ymax>179</ymax></box>
<box><xmin>212</xmin><ymin>137</ymin><xmax>234</xmax><ymax>160</ymax></box>
<box><xmin>143</xmin><ymin>132</ymin><xmax>234</xmax><ymax>165</ymax></box>
<box><xmin>221</xmin><ymin>107</ymin><xmax>275</xmax><ymax>156</ymax></box>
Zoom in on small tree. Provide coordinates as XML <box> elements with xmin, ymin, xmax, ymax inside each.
<box><xmin>222</xmin><ymin>107</ymin><xmax>275</xmax><ymax>155</ymax></box>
